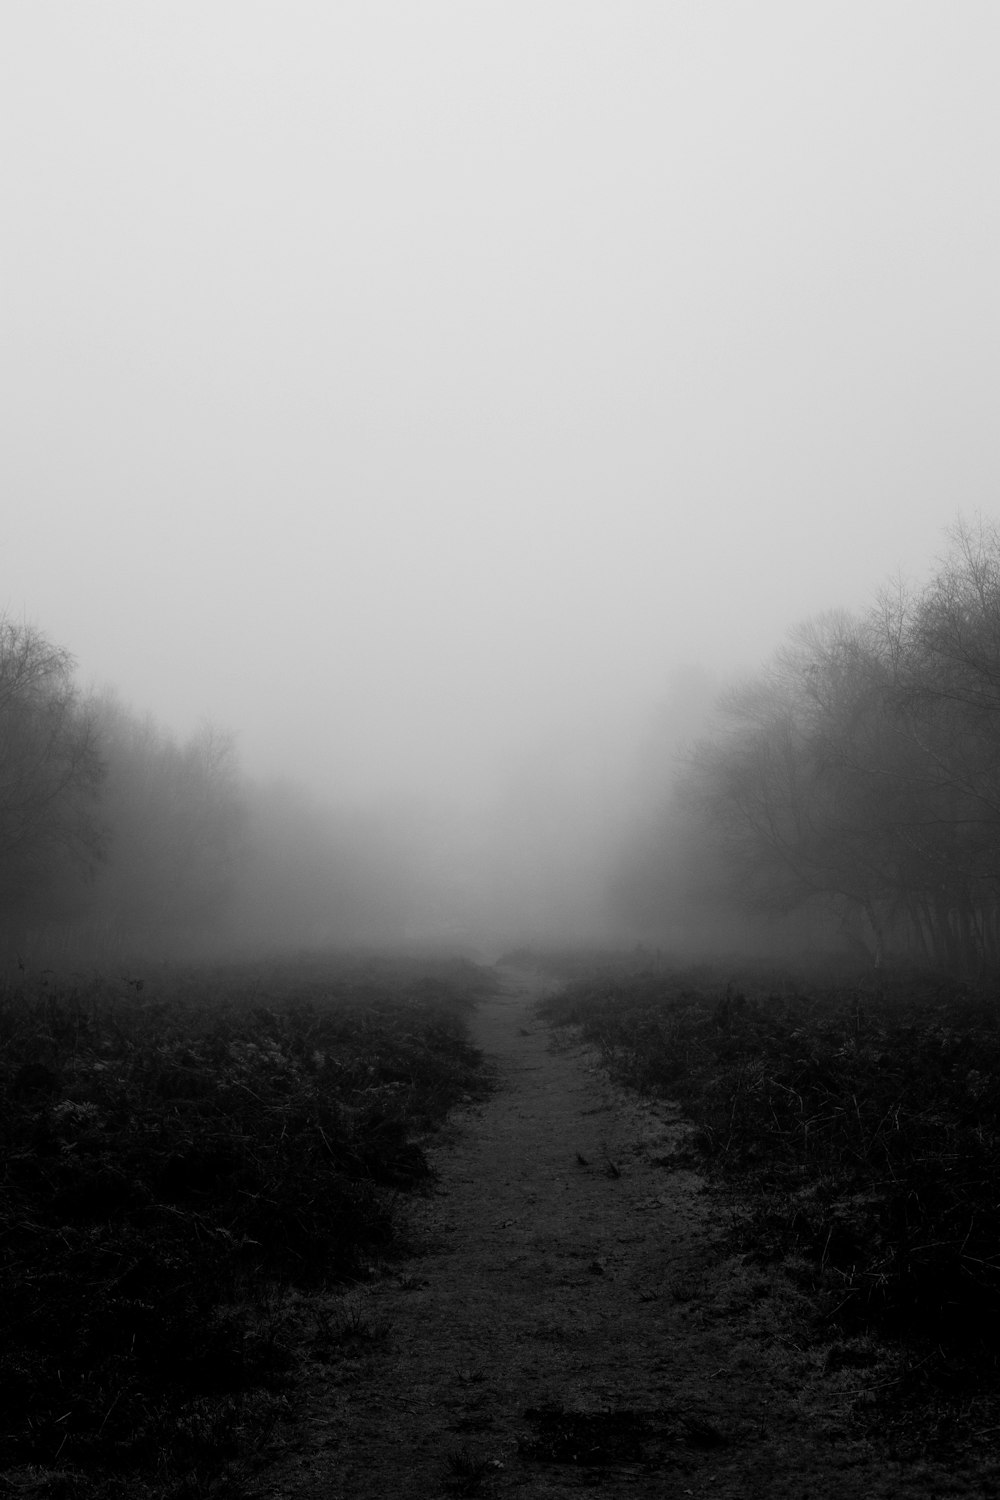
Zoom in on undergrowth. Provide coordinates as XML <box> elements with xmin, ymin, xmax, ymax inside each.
<box><xmin>0</xmin><ymin>953</ymin><xmax>493</xmax><ymax>1498</ymax></box>
<box><xmin>539</xmin><ymin>967</ymin><xmax>1000</xmax><ymax>1440</ymax></box>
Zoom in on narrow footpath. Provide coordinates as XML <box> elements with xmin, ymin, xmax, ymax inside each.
<box><xmin>266</xmin><ymin>968</ymin><xmax>963</xmax><ymax>1499</ymax></box>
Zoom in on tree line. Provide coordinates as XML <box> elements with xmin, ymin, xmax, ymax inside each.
<box><xmin>618</xmin><ymin>517</ymin><xmax>1000</xmax><ymax>975</ymax></box>
<box><xmin>0</xmin><ymin>623</ymin><xmax>405</xmax><ymax>967</ymax></box>
<box><xmin>12</xmin><ymin>515</ymin><xmax>1000</xmax><ymax>973</ymax></box>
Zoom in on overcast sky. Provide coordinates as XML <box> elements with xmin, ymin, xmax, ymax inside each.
<box><xmin>4</xmin><ymin>2</ymin><xmax>998</xmax><ymax>816</ymax></box>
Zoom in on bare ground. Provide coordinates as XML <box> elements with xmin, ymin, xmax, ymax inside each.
<box><xmin>263</xmin><ymin>967</ymin><xmax>989</xmax><ymax>1499</ymax></box>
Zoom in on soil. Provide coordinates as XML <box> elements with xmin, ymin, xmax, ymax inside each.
<box><xmin>263</xmin><ymin>967</ymin><xmax>991</xmax><ymax>1499</ymax></box>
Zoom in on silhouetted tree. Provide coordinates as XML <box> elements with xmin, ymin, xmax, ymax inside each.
<box><xmin>0</xmin><ymin>619</ymin><xmax>104</xmax><ymax>954</ymax></box>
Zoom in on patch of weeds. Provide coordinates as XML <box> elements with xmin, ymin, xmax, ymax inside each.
<box><xmin>444</xmin><ymin>1445</ymin><xmax>498</xmax><ymax>1495</ymax></box>
<box><xmin>667</xmin><ymin>1270</ymin><xmax>709</xmax><ymax>1303</ymax></box>
<box><xmin>307</xmin><ymin>1295</ymin><xmax>389</xmax><ymax>1364</ymax></box>
<box><xmin>317</xmin><ymin>1293</ymin><xmax>393</xmax><ymax>1357</ymax></box>
<box><xmin>518</xmin><ymin>1404</ymin><xmax>725</xmax><ymax>1468</ymax></box>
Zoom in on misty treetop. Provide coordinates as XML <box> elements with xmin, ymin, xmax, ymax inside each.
<box><xmin>630</xmin><ymin>517</ymin><xmax>1000</xmax><ymax>974</ymax></box>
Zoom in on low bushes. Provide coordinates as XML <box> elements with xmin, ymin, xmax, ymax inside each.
<box><xmin>0</xmin><ymin>954</ymin><xmax>493</xmax><ymax>1495</ymax></box>
<box><xmin>540</xmin><ymin>970</ymin><xmax>1000</xmax><ymax>1357</ymax></box>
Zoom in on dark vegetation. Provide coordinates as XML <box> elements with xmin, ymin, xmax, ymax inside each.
<box><xmin>0</xmin><ymin>953</ymin><xmax>493</xmax><ymax>1498</ymax></box>
<box><xmin>539</xmin><ymin>962</ymin><xmax>1000</xmax><ymax>1447</ymax></box>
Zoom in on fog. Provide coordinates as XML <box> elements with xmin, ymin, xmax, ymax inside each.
<box><xmin>3</xmin><ymin>4</ymin><xmax>998</xmax><ymax>961</ymax></box>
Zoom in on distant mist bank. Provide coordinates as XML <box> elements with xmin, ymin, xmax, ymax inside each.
<box><xmin>5</xmin><ymin>516</ymin><xmax>1000</xmax><ymax>977</ymax></box>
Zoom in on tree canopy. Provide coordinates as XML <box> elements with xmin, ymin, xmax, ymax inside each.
<box><xmin>624</xmin><ymin>518</ymin><xmax>1000</xmax><ymax>974</ymax></box>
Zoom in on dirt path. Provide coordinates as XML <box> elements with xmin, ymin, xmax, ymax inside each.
<box><xmin>266</xmin><ymin>968</ymin><xmax>967</xmax><ymax>1499</ymax></box>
